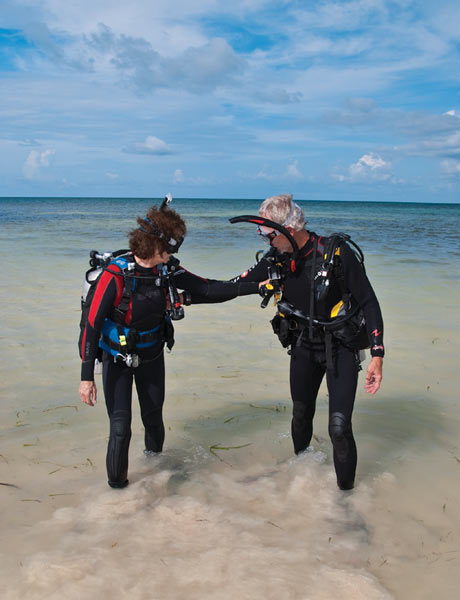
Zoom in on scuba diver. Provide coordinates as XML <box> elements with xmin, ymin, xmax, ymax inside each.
<box><xmin>79</xmin><ymin>198</ymin><xmax>263</xmax><ymax>489</ymax></box>
<box><xmin>230</xmin><ymin>194</ymin><xmax>384</xmax><ymax>490</ymax></box>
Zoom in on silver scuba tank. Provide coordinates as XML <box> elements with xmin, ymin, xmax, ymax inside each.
<box><xmin>81</xmin><ymin>267</ymin><xmax>102</xmax><ymax>303</ymax></box>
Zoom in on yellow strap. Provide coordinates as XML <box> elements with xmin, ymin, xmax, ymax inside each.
<box><xmin>330</xmin><ymin>300</ymin><xmax>343</xmax><ymax>318</ymax></box>
<box><xmin>324</xmin><ymin>248</ymin><xmax>341</xmax><ymax>260</ymax></box>
<box><xmin>119</xmin><ymin>335</ymin><xmax>127</xmax><ymax>346</ymax></box>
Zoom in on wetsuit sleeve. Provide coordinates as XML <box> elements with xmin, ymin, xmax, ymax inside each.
<box><xmin>173</xmin><ymin>269</ymin><xmax>259</xmax><ymax>304</ymax></box>
<box><xmin>80</xmin><ymin>268</ymin><xmax>122</xmax><ymax>380</ymax></box>
<box><xmin>229</xmin><ymin>255</ymin><xmax>273</xmax><ymax>284</ymax></box>
<box><xmin>340</xmin><ymin>244</ymin><xmax>385</xmax><ymax>357</ymax></box>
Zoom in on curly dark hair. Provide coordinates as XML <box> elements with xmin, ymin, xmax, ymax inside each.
<box><xmin>128</xmin><ymin>206</ymin><xmax>187</xmax><ymax>259</ymax></box>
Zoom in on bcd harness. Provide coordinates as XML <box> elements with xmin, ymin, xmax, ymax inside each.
<box><xmin>79</xmin><ymin>250</ymin><xmax>190</xmax><ymax>368</ymax></box>
<box><xmin>270</xmin><ymin>233</ymin><xmax>369</xmax><ymax>370</ymax></box>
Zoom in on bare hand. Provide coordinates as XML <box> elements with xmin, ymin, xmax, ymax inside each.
<box><xmin>258</xmin><ymin>279</ymin><xmax>270</xmax><ymax>288</ymax></box>
<box><xmin>365</xmin><ymin>357</ymin><xmax>383</xmax><ymax>395</ymax></box>
<box><xmin>79</xmin><ymin>380</ymin><xmax>97</xmax><ymax>406</ymax></box>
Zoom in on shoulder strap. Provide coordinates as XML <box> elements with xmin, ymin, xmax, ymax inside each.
<box><xmin>109</xmin><ymin>255</ymin><xmax>136</xmax><ymax>323</ymax></box>
<box><xmin>328</xmin><ymin>233</ymin><xmax>366</xmax><ymax>301</ymax></box>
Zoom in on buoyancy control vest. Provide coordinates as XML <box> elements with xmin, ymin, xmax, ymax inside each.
<box><xmin>78</xmin><ymin>250</ymin><xmax>175</xmax><ymax>366</ymax></box>
<box><xmin>271</xmin><ymin>233</ymin><xmax>369</xmax><ymax>354</ymax></box>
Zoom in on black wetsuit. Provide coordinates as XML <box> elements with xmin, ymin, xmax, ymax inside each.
<box><xmin>232</xmin><ymin>232</ymin><xmax>384</xmax><ymax>489</ymax></box>
<box><xmin>81</xmin><ymin>257</ymin><xmax>258</xmax><ymax>487</ymax></box>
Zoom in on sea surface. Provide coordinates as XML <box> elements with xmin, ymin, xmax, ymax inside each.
<box><xmin>1</xmin><ymin>197</ymin><xmax>459</xmax><ymax>599</ymax></box>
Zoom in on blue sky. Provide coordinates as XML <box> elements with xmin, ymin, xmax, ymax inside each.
<box><xmin>1</xmin><ymin>0</ymin><xmax>460</xmax><ymax>202</ymax></box>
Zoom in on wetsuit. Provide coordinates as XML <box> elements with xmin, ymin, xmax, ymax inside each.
<box><xmin>233</xmin><ymin>232</ymin><xmax>384</xmax><ymax>489</ymax></box>
<box><xmin>81</xmin><ymin>257</ymin><xmax>259</xmax><ymax>487</ymax></box>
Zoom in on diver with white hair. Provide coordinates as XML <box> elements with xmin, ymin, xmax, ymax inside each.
<box><xmin>230</xmin><ymin>194</ymin><xmax>384</xmax><ymax>490</ymax></box>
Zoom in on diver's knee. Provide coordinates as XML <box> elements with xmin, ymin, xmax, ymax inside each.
<box><xmin>292</xmin><ymin>401</ymin><xmax>309</xmax><ymax>421</ymax></box>
<box><xmin>110</xmin><ymin>411</ymin><xmax>131</xmax><ymax>439</ymax></box>
<box><xmin>328</xmin><ymin>412</ymin><xmax>352</xmax><ymax>463</ymax></box>
<box><xmin>328</xmin><ymin>412</ymin><xmax>349</xmax><ymax>440</ymax></box>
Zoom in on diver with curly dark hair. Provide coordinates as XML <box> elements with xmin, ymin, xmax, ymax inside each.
<box><xmin>79</xmin><ymin>199</ymin><xmax>263</xmax><ymax>489</ymax></box>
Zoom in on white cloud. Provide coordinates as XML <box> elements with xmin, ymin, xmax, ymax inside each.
<box><xmin>254</xmin><ymin>160</ymin><xmax>304</xmax><ymax>181</ymax></box>
<box><xmin>105</xmin><ymin>171</ymin><xmax>119</xmax><ymax>179</ymax></box>
<box><xmin>173</xmin><ymin>169</ymin><xmax>184</xmax><ymax>183</ymax></box>
<box><xmin>400</xmin><ymin>131</ymin><xmax>460</xmax><ymax>158</ymax></box>
<box><xmin>444</xmin><ymin>110</ymin><xmax>459</xmax><ymax>118</ymax></box>
<box><xmin>441</xmin><ymin>159</ymin><xmax>460</xmax><ymax>175</ymax></box>
<box><xmin>334</xmin><ymin>152</ymin><xmax>392</xmax><ymax>182</ymax></box>
<box><xmin>23</xmin><ymin>149</ymin><xmax>55</xmax><ymax>179</ymax></box>
<box><xmin>254</xmin><ymin>88</ymin><xmax>303</xmax><ymax>105</ymax></box>
<box><xmin>86</xmin><ymin>25</ymin><xmax>245</xmax><ymax>94</ymax></box>
<box><xmin>350</xmin><ymin>152</ymin><xmax>388</xmax><ymax>175</ymax></box>
<box><xmin>19</xmin><ymin>139</ymin><xmax>41</xmax><ymax>147</ymax></box>
<box><xmin>124</xmin><ymin>136</ymin><xmax>172</xmax><ymax>155</ymax></box>
<box><xmin>286</xmin><ymin>160</ymin><xmax>303</xmax><ymax>179</ymax></box>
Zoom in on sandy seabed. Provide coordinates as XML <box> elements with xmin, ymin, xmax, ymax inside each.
<box><xmin>1</xmin><ymin>243</ymin><xmax>459</xmax><ymax>599</ymax></box>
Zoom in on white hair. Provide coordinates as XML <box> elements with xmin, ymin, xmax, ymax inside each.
<box><xmin>259</xmin><ymin>193</ymin><xmax>306</xmax><ymax>231</ymax></box>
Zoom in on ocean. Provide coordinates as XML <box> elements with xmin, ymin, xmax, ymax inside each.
<box><xmin>1</xmin><ymin>197</ymin><xmax>459</xmax><ymax>599</ymax></box>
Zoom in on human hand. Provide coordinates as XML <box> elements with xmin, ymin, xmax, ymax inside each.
<box><xmin>79</xmin><ymin>380</ymin><xmax>97</xmax><ymax>406</ymax></box>
<box><xmin>365</xmin><ymin>357</ymin><xmax>383</xmax><ymax>395</ymax></box>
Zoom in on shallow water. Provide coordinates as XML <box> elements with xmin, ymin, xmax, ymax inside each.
<box><xmin>1</xmin><ymin>198</ymin><xmax>459</xmax><ymax>599</ymax></box>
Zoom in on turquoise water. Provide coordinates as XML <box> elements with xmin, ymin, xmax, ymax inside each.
<box><xmin>1</xmin><ymin>197</ymin><xmax>459</xmax><ymax>600</ymax></box>
<box><xmin>2</xmin><ymin>197</ymin><xmax>459</xmax><ymax>260</ymax></box>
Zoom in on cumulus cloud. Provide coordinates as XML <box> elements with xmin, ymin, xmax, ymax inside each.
<box><xmin>23</xmin><ymin>149</ymin><xmax>55</xmax><ymax>179</ymax></box>
<box><xmin>350</xmin><ymin>152</ymin><xmax>388</xmax><ymax>175</ymax></box>
<box><xmin>334</xmin><ymin>152</ymin><xmax>392</xmax><ymax>182</ymax></box>
<box><xmin>286</xmin><ymin>160</ymin><xmax>303</xmax><ymax>179</ymax></box>
<box><xmin>173</xmin><ymin>169</ymin><xmax>184</xmax><ymax>183</ymax></box>
<box><xmin>22</xmin><ymin>21</ymin><xmax>94</xmax><ymax>72</ymax></box>
<box><xmin>123</xmin><ymin>136</ymin><xmax>172</xmax><ymax>155</ymax></box>
<box><xmin>87</xmin><ymin>24</ymin><xmax>245</xmax><ymax>94</ymax></box>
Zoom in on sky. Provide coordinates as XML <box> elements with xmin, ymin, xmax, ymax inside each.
<box><xmin>1</xmin><ymin>0</ymin><xmax>460</xmax><ymax>202</ymax></box>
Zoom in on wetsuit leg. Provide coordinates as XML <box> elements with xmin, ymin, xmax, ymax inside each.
<box><xmin>102</xmin><ymin>355</ymin><xmax>133</xmax><ymax>488</ymax></box>
<box><xmin>289</xmin><ymin>346</ymin><xmax>325</xmax><ymax>454</ymax></box>
<box><xmin>325</xmin><ymin>345</ymin><xmax>359</xmax><ymax>490</ymax></box>
<box><xmin>134</xmin><ymin>353</ymin><xmax>166</xmax><ymax>453</ymax></box>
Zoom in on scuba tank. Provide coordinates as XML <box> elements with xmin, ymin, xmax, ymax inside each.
<box><xmin>81</xmin><ymin>249</ymin><xmax>130</xmax><ymax>305</ymax></box>
<box><xmin>314</xmin><ymin>233</ymin><xmax>365</xmax><ymax>303</ymax></box>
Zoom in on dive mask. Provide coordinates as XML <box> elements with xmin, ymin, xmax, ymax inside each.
<box><xmin>257</xmin><ymin>225</ymin><xmax>280</xmax><ymax>243</ymax></box>
<box><xmin>138</xmin><ymin>194</ymin><xmax>184</xmax><ymax>253</ymax></box>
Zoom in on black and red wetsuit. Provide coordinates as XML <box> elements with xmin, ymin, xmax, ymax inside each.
<box><xmin>232</xmin><ymin>232</ymin><xmax>384</xmax><ymax>489</ymax></box>
<box><xmin>81</xmin><ymin>256</ymin><xmax>258</xmax><ymax>488</ymax></box>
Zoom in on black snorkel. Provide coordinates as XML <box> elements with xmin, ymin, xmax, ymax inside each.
<box><xmin>160</xmin><ymin>192</ymin><xmax>173</xmax><ymax>211</ymax></box>
<box><xmin>229</xmin><ymin>215</ymin><xmax>300</xmax><ymax>272</ymax></box>
<box><xmin>157</xmin><ymin>193</ymin><xmax>185</xmax><ymax>320</ymax></box>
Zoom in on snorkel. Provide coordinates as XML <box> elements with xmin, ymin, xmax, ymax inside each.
<box><xmin>229</xmin><ymin>215</ymin><xmax>300</xmax><ymax>308</ymax></box>
<box><xmin>160</xmin><ymin>192</ymin><xmax>173</xmax><ymax>211</ymax></box>
<box><xmin>229</xmin><ymin>215</ymin><xmax>300</xmax><ymax>273</ymax></box>
<box><xmin>86</xmin><ymin>194</ymin><xmax>187</xmax><ymax>320</ymax></box>
<box><xmin>156</xmin><ymin>193</ymin><xmax>185</xmax><ymax>320</ymax></box>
